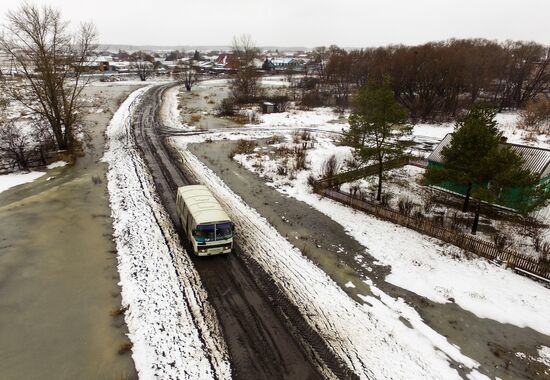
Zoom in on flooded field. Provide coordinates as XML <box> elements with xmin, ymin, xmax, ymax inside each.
<box><xmin>0</xmin><ymin>84</ymin><xmax>142</xmax><ymax>380</ymax></box>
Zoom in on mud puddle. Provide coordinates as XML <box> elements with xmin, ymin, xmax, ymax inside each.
<box><xmin>0</xmin><ymin>84</ymin><xmax>142</xmax><ymax>380</ymax></box>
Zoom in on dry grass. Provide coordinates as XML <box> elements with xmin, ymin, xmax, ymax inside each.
<box><xmin>267</xmin><ymin>134</ymin><xmax>285</xmax><ymax>144</ymax></box>
<box><xmin>189</xmin><ymin>114</ymin><xmax>202</xmax><ymax>124</ymax></box>
<box><xmin>110</xmin><ymin>305</ymin><xmax>128</xmax><ymax>317</ymax></box>
<box><xmin>229</xmin><ymin>139</ymin><xmax>257</xmax><ymax>158</ymax></box>
<box><xmin>118</xmin><ymin>341</ymin><xmax>133</xmax><ymax>355</ymax></box>
<box><xmin>91</xmin><ymin>175</ymin><xmax>103</xmax><ymax>185</ymax></box>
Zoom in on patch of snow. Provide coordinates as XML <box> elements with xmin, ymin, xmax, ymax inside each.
<box><xmin>412</xmin><ymin>122</ymin><xmax>454</xmax><ymax>139</ymax></box>
<box><xmin>537</xmin><ymin>345</ymin><xmax>550</xmax><ymax>367</ymax></box>
<box><xmin>163</xmin><ymin>85</ymin><xmax>187</xmax><ymax>129</ymax></box>
<box><xmin>47</xmin><ymin>161</ymin><xmax>68</xmax><ymax>169</ymax></box>
<box><xmin>103</xmin><ymin>87</ymin><xmax>230</xmax><ymax>379</ymax></box>
<box><xmin>0</xmin><ymin>171</ymin><xmax>45</xmax><ymax>193</ymax></box>
<box><xmin>344</xmin><ymin>281</ymin><xmax>356</xmax><ymax>288</ymax></box>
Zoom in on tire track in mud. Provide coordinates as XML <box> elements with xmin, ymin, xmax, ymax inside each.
<box><xmin>132</xmin><ymin>83</ymin><xmax>336</xmax><ymax>379</ymax></box>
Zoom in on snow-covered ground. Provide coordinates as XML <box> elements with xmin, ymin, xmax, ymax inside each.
<box><xmin>103</xmin><ymin>87</ymin><xmax>230</xmax><ymax>379</ymax></box>
<box><xmin>0</xmin><ymin>171</ymin><xmax>45</xmax><ymax>194</ymax></box>
<box><xmin>0</xmin><ymin>161</ymin><xmax>69</xmax><ymax>194</ymax></box>
<box><xmin>172</xmin><ymin>103</ymin><xmax>550</xmax><ymax>351</ymax></box>
<box><xmin>172</xmin><ymin>140</ymin><xmax>490</xmax><ymax>379</ymax></box>
<box><xmin>412</xmin><ymin>112</ymin><xmax>550</xmax><ymax>149</ymax></box>
<box><xmin>538</xmin><ymin>346</ymin><xmax>550</xmax><ymax>369</ymax></box>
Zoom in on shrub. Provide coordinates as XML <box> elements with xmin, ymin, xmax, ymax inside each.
<box><xmin>307</xmin><ymin>173</ymin><xmax>317</xmax><ymax>189</ymax></box>
<box><xmin>215</xmin><ymin>98</ymin><xmax>236</xmax><ymax>117</ymax></box>
<box><xmin>300</xmin><ymin>91</ymin><xmax>326</xmax><ymax>108</ymax></box>
<box><xmin>297</xmin><ymin>77</ymin><xmax>319</xmax><ymax>91</ymax></box>
<box><xmin>380</xmin><ymin>192</ymin><xmax>393</xmax><ymax>207</ymax></box>
<box><xmin>422</xmin><ymin>196</ymin><xmax>436</xmax><ymax>214</ymax></box>
<box><xmin>321</xmin><ymin>154</ymin><xmax>340</xmax><ymax>180</ymax></box>
<box><xmin>190</xmin><ymin>114</ymin><xmax>201</xmax><ymax>124</ymax></box>
<box><xmin>294</xmin><ymin>146</ymin><xmax>307</xmax><ymax>170</ymax></box>
<box><xmin>344</xmin><ymin>155</ymin><xmax>361</xmax><ymax>170</ymax></box>
<box><xmin>300</xmin><ymin>130</ymin><xmax>312</xmax><ymax>141</ymax></box>
<box><xmin>492</xmin><ymin>229</ymin><xmax>512</xmax><ymax>254</ymax></box>
<box><xmin>229</xmin><ymin>139</ymin><xmax>257</xmax><ymax>159</ymax></box>
<box><xmin>518</xmin><ymin>97</ymin><xmax>550</xmax><ymax>133</ymax></box>
<box><xmin>397</xmin><ymin>197</ymin><xmax>414</xmax><ymax>216</ymax></box>
<box><xmin>267</xmin><ymin>134</ymin><xmax>284</xmax><ymax>144</ymax></box>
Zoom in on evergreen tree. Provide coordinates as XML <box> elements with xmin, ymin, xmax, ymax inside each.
<box><xmin>343</xmin><ymin>79</ymin><xmax>410</xmax><ymax>201</ymax></box>
<box><xmin>425</xmin><ymin>107</ymin><xmax>550</xmax><ymax>233</ymax></box>
<box><xmin>425</xmin><ymin>108</ymin><xmax>501</xmax><ymax>212</ymax></box>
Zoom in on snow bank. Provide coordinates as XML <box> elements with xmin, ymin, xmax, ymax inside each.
<box><xmin>412</xmin><ymin>122</ymin><xmax>454</xmax><ymax>139</ymax></box>
<box><xmin>103</xmin><ymin>87</ymin><xmax>230</xmax><ymax>379</ymax></box>
<box><xmin>173</xmin><ymin>142</ymin><xmax>487</xmax><ymax>380</ymax></box>
<box><xmin>46</xmin><ymin>161</ymin><xmax>68</xmax><ymax>169</ymax></box>
<box><xmin>0</xmin><ymin>171</ymin><xmax>45</xmax><ymax>193</ymax></box>
<box><xmin>162</xmin><ymin>85</ymin><xmax>186</xmax><ymax>129</ymax></box>
<box><xmin>537</xmin><ymin>346</ymin><xmax>550</xmax><ymax>368</ymax></box>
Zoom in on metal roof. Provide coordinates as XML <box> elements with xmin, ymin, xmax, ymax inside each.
<box><xmin>427</xmin><ymin>133</ymin><xmax>550</xmax><ymax>178</ymax></box>
<box><xmin>177</xmin><ymin>185</ymin><xmax>231</xmax><ymax>225</ymax></box>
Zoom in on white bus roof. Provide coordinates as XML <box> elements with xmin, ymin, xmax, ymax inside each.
<box><xmin>177</xmin><ymin>185</ymin><xmax>231</xmax><ymax>225</ymax></box>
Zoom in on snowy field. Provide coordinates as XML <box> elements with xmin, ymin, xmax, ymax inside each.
<box><xmin>170</xmin><ymin>97</ymin><xmax>550</xmax><ymax>377</ymax></box>
<box><xmin>103</xmin><ymin>87</ymin><xmax>230</xmax><ymax>379</ymax></box>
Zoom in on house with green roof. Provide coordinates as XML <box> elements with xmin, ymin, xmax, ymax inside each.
<box><xmin>427</xmin><ymin>134</ymin><xmax>550</xmax><ymax>210</ymax></box>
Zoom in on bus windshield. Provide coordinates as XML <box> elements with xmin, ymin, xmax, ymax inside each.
<box><xmin>215</xmin><ymin>222</ymin><xmax>233</xmax><ymax>240</ymax></box>
<box><xmin>196</xmin><ymin>222</ymin><xmax>232</xmax><ymax>242</ymax></box>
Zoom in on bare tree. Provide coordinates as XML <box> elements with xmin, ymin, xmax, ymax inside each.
<box><xmin>133</xmin><ymin>51</ymin><xmax>153</xmax><ymax>81</ymax></box>
<box><xmin>0</xmin><ymin>3</ymin><xmax>97</xmax><ymax>151</ymax></box>
<box><xmin>230</xmin><ymin>34</ymin><xmax>262</xmax><ymax>103</ymax></box>
<box><xmin>183</xmin><ymin>67</ymin><xmax>196</xmax><ymax>91</ymax></box>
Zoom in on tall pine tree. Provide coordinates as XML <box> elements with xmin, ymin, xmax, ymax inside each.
<box><xmin>343</xmin><ymin>79</ymin><xmax>410</xmax><ymax>201</ymax></box>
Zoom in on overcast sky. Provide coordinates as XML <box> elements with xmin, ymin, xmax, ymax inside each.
<box><xmin>1</xmin><ymin>0</ymin><xmax>549</xmax><ymax>48</ymax></box>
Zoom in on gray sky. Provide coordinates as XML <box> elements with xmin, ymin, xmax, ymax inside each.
<box><xmin>1</xmin><ymin>0</ymin><xmax>549</xmax><ymax>47</ymax></box>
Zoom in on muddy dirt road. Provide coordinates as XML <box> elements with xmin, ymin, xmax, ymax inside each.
<box><xmin>0</xmin><ymin>84</ymin><xmax>142</xmax><ymax>379</ymax></box>
<box><xmin>132</xmin><ymin>83</ymin><xmax>345</xmax><ymax>379</ymax></box>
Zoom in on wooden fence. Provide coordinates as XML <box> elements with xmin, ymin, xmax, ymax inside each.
<box><xmin>315</xmin><ymin>157</ymin><xmax>411</xmax><ymax>188</ymax></box>
<box><xmin>316</xmin><ymin>185</ymin><xmax>550</xmax><ymax>281</ymax></box>
<box><xmin>0</xmin><ymin>150</ymin><xmax>62</xmax><ymax>175</ymax></box>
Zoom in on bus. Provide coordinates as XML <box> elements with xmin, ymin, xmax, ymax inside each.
<box><xmin>176</xmin><ymin>185</ymin><xmax>234</xmax><ymax>256</ymax></box>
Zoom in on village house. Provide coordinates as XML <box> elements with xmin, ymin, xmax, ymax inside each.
<box><xmin>427</xmin><ymin>134</ymin><xmax>550</xmax><ymax>209</ymax></box>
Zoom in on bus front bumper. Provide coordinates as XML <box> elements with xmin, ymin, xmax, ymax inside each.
<box><xmin>196</xmin><ymin>244</ymin><xmax>232</xmax><ymax>256</ymax></box>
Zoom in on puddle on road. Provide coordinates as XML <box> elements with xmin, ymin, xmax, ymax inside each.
<box><xmin>0</xmin><ymin>85</ymin><xmax>141</xmax><ymax>380</ymax></box>
<box><xmin>189</xmin><ymin>139</ymin><xmax>550</xmax><ymax>380</ymax></box>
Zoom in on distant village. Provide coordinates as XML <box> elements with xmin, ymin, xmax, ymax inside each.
<box><xmin>0</xmin><ymin>47</ymin><xmax>318</xmax><ymax>78</ymax></box>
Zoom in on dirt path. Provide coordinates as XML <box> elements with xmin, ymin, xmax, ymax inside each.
<box><xmin>0</xmin><ymin>84</ymin><xmax>142</xmax><ymax>380</ymax></box>
<box><xmin>189</xmin><ymin>138</ymin><xmax>550</xmax><ymax>380</ymax></box>
<box><xmin>134</xmin><ymin>83</ymin><xmax>326</xmax><ymax>379</ymax></box>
